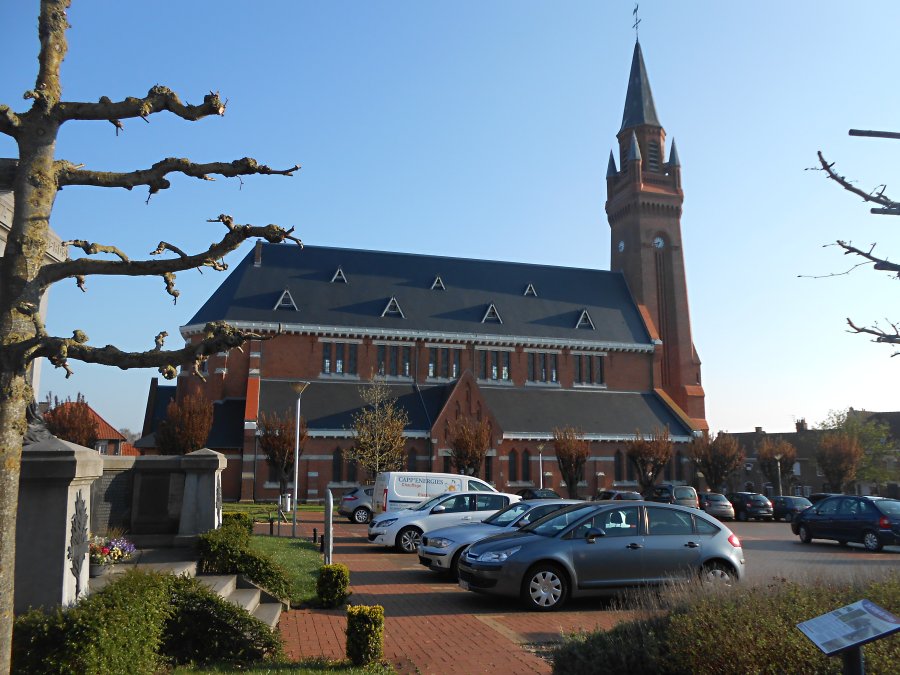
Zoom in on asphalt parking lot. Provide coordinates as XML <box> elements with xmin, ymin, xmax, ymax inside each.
<box><xmin>278</xmin><ymin>513</ymin><xmax>897</xmax><ymax>674</ymax></box>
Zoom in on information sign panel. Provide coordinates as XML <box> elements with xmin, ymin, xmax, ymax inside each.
<box><xmin>797</xmin><ymin>600</ymin><xmax>900</xmax><ymax>656</ymax></box>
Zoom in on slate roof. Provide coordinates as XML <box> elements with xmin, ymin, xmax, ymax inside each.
<box><xmin>185</xmin><ymin>244</ymin><xmax>652</xmax><ymax>349</ymax></box>
<box><xmin>478</xmin><ymin>386</ymin><xmax>694</xmax><ymax>440</ymax></box>
<box><xmin>258</xmin><ymin>379</ymin><xmax>450</xmax><ymax>433</ymax></box>
<box><xmin>620</xmin><ymin>41</ymin><xmax>661</xmax><ymax>132</ymax></box>
<box><xmin>136</xmin><ymin>397</ymin><xmax>245</xmax><ymax>449</ymax></box>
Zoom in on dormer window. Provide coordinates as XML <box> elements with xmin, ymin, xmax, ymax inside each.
<box><xmin>576</xmin><ymin>309</ymin><xmax>595</xmax><ymax>330</ymax></box>
<box><xmin>274</xmin><ymin>289</ymin><xmax>298</xmax><ymax>311</ymax></box>
<box><xmin>523</xmin><ymin>283</ymin><xmax>537</xmax><ymax>297</ymax></box>
<box><xmin>482</xmin><ymin>303</ymin><xmax>502</xmax><ymax>324</ymax></box>
<box><xmin>382</xmin><ymin>297</ymin><xmax>405</xmax><ymax>318</ymax></box>
<box><xmin>431</xmin><ymin>275</ymin><xmax>446</xmax><ymax>290</ymax></box>
<box><xmin>331</xmin><ymin>267</ymin><xmax>348</xmax><ymax>283</ymax></box>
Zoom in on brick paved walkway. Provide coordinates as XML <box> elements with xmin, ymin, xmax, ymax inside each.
<box><xmin>274</xmin><ymin>513</ymin><xmax>633</xmax><ymax>674</ymax></box>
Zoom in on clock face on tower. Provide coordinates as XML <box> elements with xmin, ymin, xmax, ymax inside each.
<box><xmin>617</xmin><ymin>240</ymin><xmax>625</xmax><ymax>252</ymax></box>
<box><xmin>652</xmin><ymin>236</ymin><xmax>665</xmax><ymax>249</ymax></box>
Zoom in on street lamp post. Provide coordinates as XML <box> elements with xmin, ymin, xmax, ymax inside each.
<box><xmin>774</xmin><ymin>453</ymin><xmax>783</xmax><ymax>497</ymax></box>
<box><xmin>537</xmin><ymin>444</ymin><xmax>545</xmax><ymax>488</ymax></box>
<box><xmin>291</xmin><ymin>381</ymin><xmax>310</xmax><ymax>538</ymax></box>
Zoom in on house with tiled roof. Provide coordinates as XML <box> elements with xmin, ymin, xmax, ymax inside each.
<box><xmin>141</xmin><ymin>41</ymin><xmax>708</xmax><ymax>501</ymax></box>
<box><xmin>47</xmin><ymin>400</ymin><xmax>139</xmax><ymax>457</ymax></box>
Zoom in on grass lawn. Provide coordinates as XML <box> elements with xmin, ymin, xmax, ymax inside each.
<box><xmin>249</xmin><ymin>534</ymin><xmax>323</xmax><ymax>606</ymax></box>
<box><xmin>225</xmin><ymin>502</ymin><xmax>326</xmax><ymax>522</ymax></box>
<box><xmin>174</xmin><ymin>658</ymin><xmax>394</xmax><ymax>674</ymax></box>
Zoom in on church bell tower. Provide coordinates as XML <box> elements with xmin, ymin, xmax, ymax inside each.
<box><xmin>605</xmin><ymin>41</ymin><xmax>706</xmax><ymax>429</ymax></box>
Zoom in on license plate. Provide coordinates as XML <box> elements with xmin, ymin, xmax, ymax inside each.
<box><xmin>459</xmin><ymin>579</ymin><xmax>469</xmax><ymax>591</ymax></box>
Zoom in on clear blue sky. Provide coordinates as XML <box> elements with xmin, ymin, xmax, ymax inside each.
<box><xmin>2</xmin><ymin>1</ymin><xmax>900</xmax><ymax>436</ymax></box>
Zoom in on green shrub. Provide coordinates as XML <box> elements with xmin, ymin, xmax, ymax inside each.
<box><xmin>198</xmin><ymin>524</ymin><xmax>291</xmax><ymax>599</ymax></box>
<box><xmin>163</xmin><ymin>575</ymin><xmax>283</xmax><ymax>666</ymax></box>
<box><xmin>551</xmin><ymin>574</ymin><xmax>900</xmax><ymax>675</ymax></box>
<box><xmin>12</xmin><ymin>570</ymin><xmax>172</xmax><ymax>674</ymax></box>
<box><xmin>346</xmin><ymin>604</ymin><xmax>385</xmax><ymax>666</ymax></box>
<box><xmin>317</xmin><ymin>563</ymin><xmax>351</xmax><ymax>608</ymax></box>
<box><xmin>222</xmin><ymin>511</ymin><xmax>254</xmax><ymax>536</ymax></box>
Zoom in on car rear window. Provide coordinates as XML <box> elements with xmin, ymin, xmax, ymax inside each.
<box><xmin>705</xmin><ymin>493</ymin><xmax>727</xmax><ymax>502</ymax></box>
<box><xmin>674</xmin><ymin>487</ymin><xmax>696</xmax><ymax>499</ymax></box>
<box><xmin>750</xmin><ymin>495</ymin><xmax>769</xmax><ymax>504</ymax></box>
<box><xmin>876</xmin><ymin>500</ymin><xmax>900</xmax><ymax>516</ymax></box>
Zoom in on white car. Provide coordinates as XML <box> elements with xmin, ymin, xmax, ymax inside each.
<box><xmin>367</xmin><ymin>491</ymin><xmax>520</xmax><ymax>553</ymax></box>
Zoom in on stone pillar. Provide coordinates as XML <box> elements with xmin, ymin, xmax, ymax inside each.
<box><xmin>15</xmin><ymin>437</ymin><xmax>103</xmax><ymax>612</ymax></box>
<box><xmin>176</xmin><ymin>448</ymin><xmax>227</xmax><ymax>544</ymax></box>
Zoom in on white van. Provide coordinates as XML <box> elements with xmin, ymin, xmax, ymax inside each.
<box><xmin>373</xmin><ymin>471</ymin><xmax>497</xmax><ymax>513</ymax></box>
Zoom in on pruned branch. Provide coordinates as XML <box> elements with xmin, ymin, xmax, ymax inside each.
<box><xmin>817</xmin><ymin>151</ymin><xmax>900</xmax><ymax>213</ymax></box>
<box><xmin>846</xmin><ymin>318</ymin><xmax>900</xmax><ymax>347</ymax></box>
<box><xmin>30</xmin><ymin>321</ymin><xmax>278</xmax><ymax>380</ymax></box>
<box><xmin>55</xmin><ymin>157</ymin><xmax>300</xmax><ymax>199</ymax></box>
<box><xmin>0</xmin><ymin>105</ymin><xmax>21</xmax><ymax>138</ymax></box>
<box><xmin>33</xmin><ymin>215</ymin><xmax>302</xmax><ymax>300</ymax></box>
<box><xmin>56</xmin><ymin>87</ymin><xmax>225</xmax><ymax>127</ymax></box>
<box><xmin>63</xmin><ymin>239</ymin><xmax>129</xmax><ymax>262</ymax></box>
<box><xmin>835</xmin><ymin>240</ymin><xmax>900</xmax><ymax>274</ymax></box>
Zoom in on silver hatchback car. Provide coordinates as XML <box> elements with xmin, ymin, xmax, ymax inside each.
<box><xmin>698</xmin><ymin>492</ymin><xmax>735</xmax><ymax>521</ymax></box>
<box><xmin>458</xmin><ymin>501</ymin><xmax>745</xmax><ymax>611</ymax></box>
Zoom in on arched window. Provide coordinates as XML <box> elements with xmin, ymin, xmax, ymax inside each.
<box><xmin>508</xmin><ymin>449</ymin><xmax>518</xmax><ymax>482</ymax></box>
<box><xmin>675</xmin><ymin>451</ymin><xmax>684</xmax><ymax>482</ymax></box>
<box><xmin>614</xmin><ymin>450</ymin><xmax>624</xmax><ymax>482</ymax></box>
<box><xmin>484</xmin><ymin>455</ymin><xmax>493</xmax><ymax>483</ymax></box>
<box><xmin>407</xmin><ymin>448</ymin><xmax>416</xmax><ymax>471</ymax></box>
<box><xmin>664</xmin><ymin>456</ymin><xmax>673</xmax><ymax>482</ymax></box>
<box><xmin>332</xmin><ymin>448</ymin><xmax>343</xmax><ymax>483</ymax></box>
<box><xmin>443</xmin><ymin>455</ymin><xmax>451</xmax><ymax>473</ymax></box>
<box><xmin>522</xmin><ymin>450</ymin><xmax>531</xmax><ymax>482</ymax></box>
<box><xmin>626</xmin><ymin>454</ymin><xmax>635</xmax><ymax>481</ymax></box>
<box><xmin>347</xmin><ymin>456</ymin><xmax>357</xmax><ymax>483</ymax></box>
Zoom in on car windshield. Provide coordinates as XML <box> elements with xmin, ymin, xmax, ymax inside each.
<box><xmin>705</xmin><ymin>494</ymin><xmax>727</xmax><ymax>502</ymax></box>
<box><xmin>413</xmin><ymin>495</ymin><xmax>448</xmax><ymax>512</ymax></box>
<box><xmin>522</xmin><ymin>503</ymin><xmax>596</xmax><ymax>537</ymax></box>
<box><xmin>483</xmin><ymin>502</ymin><xmax>531</xmax><ymax>526</ymax></box>
<box><xmin>875</xmin><ymin>500</ymin><xmax>900</xmax><ymax>516</ymax></box>
<box><xmin>674</xmin><ymin>487</ymin><xmax>696</xmax><ymax>499</ymax></box>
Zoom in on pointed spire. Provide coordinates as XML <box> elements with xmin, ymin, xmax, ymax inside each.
<box><xmin>620</xmin><ymin>41</ymin><xmax>660</xmax><ymax>132</ymax></box>
<box><xmin>627</xmin><ymin>131</ymin><xmax>642</xmax><ymax>162</ymax></box>
<box><xmin>669</xmin><ymin>139</ymin><xmax>680</xmax><ymax>167</ymax></box>
<box><xmin>606</xmin><ymin>150</ymin><xmax>618</xmax><ymax>177</ymax></box>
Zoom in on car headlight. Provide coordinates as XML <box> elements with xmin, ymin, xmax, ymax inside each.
<box><xmin>374</xmin><ymin>518</ymin><xmax>397</xmax><ymax>528</ymax></box>
<box><xmin>428</xmin><ymin>537</ymin><xmax>453</xmax><ymax>549</ymax></box>
<box><xmin>477</xmin><ymin>546</ymin><xmax>521</xmax><ymax>563</ymax></box>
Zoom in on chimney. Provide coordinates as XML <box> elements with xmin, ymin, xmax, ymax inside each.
<box><xmin>754</xmin><ymin>426</ymin><xmax>763</xmax><ymax>434</ymax></box>
<box><xmin>253</xmin><ymin>240</ymin><xmax>263</xmax><ymax>267</ymax></box>
<box><xmin>796</xmin><ymin>418</ymin><xmax>808</xmax><ymax>432</ymax></box>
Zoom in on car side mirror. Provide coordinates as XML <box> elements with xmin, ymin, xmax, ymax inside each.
<box><xmin>432</xmin><ymin>505</ymin><xmax>446</xmax><ymax>514</ymax></box>
<box><xmin>585</xmin><ymin>527</ymin><xmax>606</xmax><ymax>544</ymax></box>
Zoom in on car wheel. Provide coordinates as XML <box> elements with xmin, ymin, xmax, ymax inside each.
<box><xmin>838</xmin><ymin>540</ymin><xmax>848</xmax><ymax>547</ymax></box>
<box><xmin>798</xmin><ymin>525</ymin><xmax>812</xmax><ymax>544</ymax></box>
<box><xmin>396</xmin><ymin>526</ymin><xmax>422</xmax><ymax>553</ymax></box>
<box><xmin>522</xmin><ymin>563</ymin><xmax>569</xmax><ymax>611</ymax></box>
<box><xmin>701</xmin><ymin>562</ymin><xmax>736</xmax><ymax>586</ymax></box>
<box><xmin>352</xmin><ymin>507</ymin><xmax>371</xmax><ymax>524</ymax></box>
<box><xmin>737</xmin><ymin>511</ymin><xmax>748</xmax><ymax>522</ymax></box>
<box><xmin>765</xmin><ymin>517</ymin><xmax>774</xmax><ymax>522</ymax></box>
<box><xmin>784</xmin><ymin>513</ymin><xmax>793</xmax><ymax>523</ymax></box>
<box><xmin>862</xmin><ymin>531</ymin><xmax>883</xmax><ymax>552</ymax></box>
<box><xmin>449</xmin><ymin>546</ymin><xmax>469</xmax><ymax>580</ymax></box>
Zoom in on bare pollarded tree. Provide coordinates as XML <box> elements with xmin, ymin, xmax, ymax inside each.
<box><xmin>0</xmin><ymin>2</ymin><xmax>302</xmax><ymax>667</ymax></box>
<box><xmin>816</xmin><ymin>130</ymin><xmax>900</xmax><ymax>348</ymax></box>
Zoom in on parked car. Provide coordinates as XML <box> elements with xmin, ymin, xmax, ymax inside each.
<box><xmin>593</xmin><ymin>490</ymin><xmax>643</xmax><ymax>501</ymax></box>
<box><xmin>418</xmin><ymin>499</ymin><xmax>580</xmax><ymax>578</ymax></box>
<box><xmin>698</xmin><ymin>492</ymin><xmax>734</xmax><ymax>521</ymax></box>
<box><xmin>373</xmin><ymin>471</ymin><xmax>497</xmax><ymax>514</ymax></box>
<box><xmin>338</xmin><ymin>486</ymin><xmax>375</xmax><ymax>524</ymax></box>
<box><xmin>791</xmin><ymin>495</ymin><xmax>900</xmax><ymax>552</ymax></box>
<box><xmin>726</xmin><ymin>492</ymin><xmax>774</xmax><ymax>521</ymax></box>
<box><xmin>368</xmin><ymin>491</ymin><xmax>520</xmax><ymax>553</ymax></box>
<box><xmin>457</xmin><ymin>501</ymin><xmax>744</xmax><ymax>611</ymax></box>
<box><xmin>649</xmin><ymin>484</ymin><xmax>699</xmax><ymax>509</ymax></box>
<box><xmin>808</xmin><ymin>492</ymin><xmax>842</xmax><ymax>505</ymax></box>
<box><xmin>771</xmin><ymin>495</ymin><xmax>812</xmax><ymax>523</ymax></box>
<box><xmin>516</xmin><ymin>488</ymin><xmax>562</xmax><ymax>500</ymax></box>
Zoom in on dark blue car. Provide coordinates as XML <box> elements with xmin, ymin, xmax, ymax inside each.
<box><xmin>790</xmin><ymin>495</ymin><xmax>900</xmax><ymax>552</ymax></box>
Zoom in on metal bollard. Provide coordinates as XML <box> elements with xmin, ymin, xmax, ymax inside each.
<box><xmin>319</xmin><ymin>537</ymin><xmax>325</xmax><ymax>553</ymax></box>
<box><xmin>312</xmin><ymin>527</ymin><xmax>318</xmax><ymax>544</ymax></box>
<box><xmin>269</xmin><ymin>518</ymin><xmax>274</xmax><ymax>536</ymax></box>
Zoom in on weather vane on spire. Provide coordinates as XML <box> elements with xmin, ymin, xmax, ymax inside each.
<box><xmin>632</xmin><ymin>3</ymin><xmax>641</xmax><ymax>42</ymax></box>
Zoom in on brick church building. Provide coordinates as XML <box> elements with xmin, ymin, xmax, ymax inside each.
<box><xmin>140</xmin><ymin>41</ymin><xmax>708</xmax><ymax>502</ymax></box>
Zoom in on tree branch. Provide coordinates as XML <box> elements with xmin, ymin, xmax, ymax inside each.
<box><xmin>846</xmin><ymin>318</ymin><xmax>900</xmax><ymax>349</ymax></box>
<box><xmin>817</xmin><ymin>151</ymin><xmax>900</xmax><ymax>213</ymax></box>
<box><xmin>0</xmin><ymin>105</ymin><xmax>21</xmax><ymax>138</ymax></box>
<box><xmin>55</xmin><ymin>157</ymin><xmax>300</xmax><ymax>199</ymax></box>
<box><xmin>62</xmin><ymin>239</ymin><xmax>129</xmax><ymax>262</ymax></box>
<box><xmin>29</xmin><ymin>321</ymin><xmax>279</xmax><ymax>380</ymax></box>
<box><xmin>56</xmin><ymin>87</ymin><xmax>225</xmax><ymax>129</ymax></box>
<box><xmin>835</xmin><ymin>240</ymin><xmax>900</xmax><ymax>274</ymax></box>
<box><xmin>33</xmin><ymin>215</ymin><xmax>302</xmax><ymax>302</ymax></box>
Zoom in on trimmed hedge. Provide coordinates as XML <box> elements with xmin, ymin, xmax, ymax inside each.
<box><xmin>552</xmin><ymin>574</ymin><xmax>900</xmax><ymax>675</ymax></box>
<box><xmin>346</xmin><ymin>604</ymin><xmax>385</xmax><ymax>666</ymax></box>
<box><xmin>317</xmin><ymin>563</ymin><xmax>351</xmax><ymax>608</ymax></box>
<box><xmin>198</xmin><ymin>520</ymin><xmax>291</xmax><ymax>600</ymax></box>
<box><xmin>12</xmin><ymin>570</ymin><xmax>282</xmax><ymax>674</ymax></box>
<box><xmin>222</xmin><ymin>511</ymin><xmax>255</xmax><ymax>536</ymax></box>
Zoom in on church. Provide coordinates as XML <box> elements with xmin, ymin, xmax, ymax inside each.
<box><xmin>140</xmin><ymin>41</ymin><xmax>708</xmax><ymax>502</ymax></box>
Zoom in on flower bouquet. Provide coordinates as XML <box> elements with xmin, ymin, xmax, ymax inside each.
<box><xmin>88</xmin><ymin>534</ymin><xmax>136</xmax><ymax>576</ymax></box>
